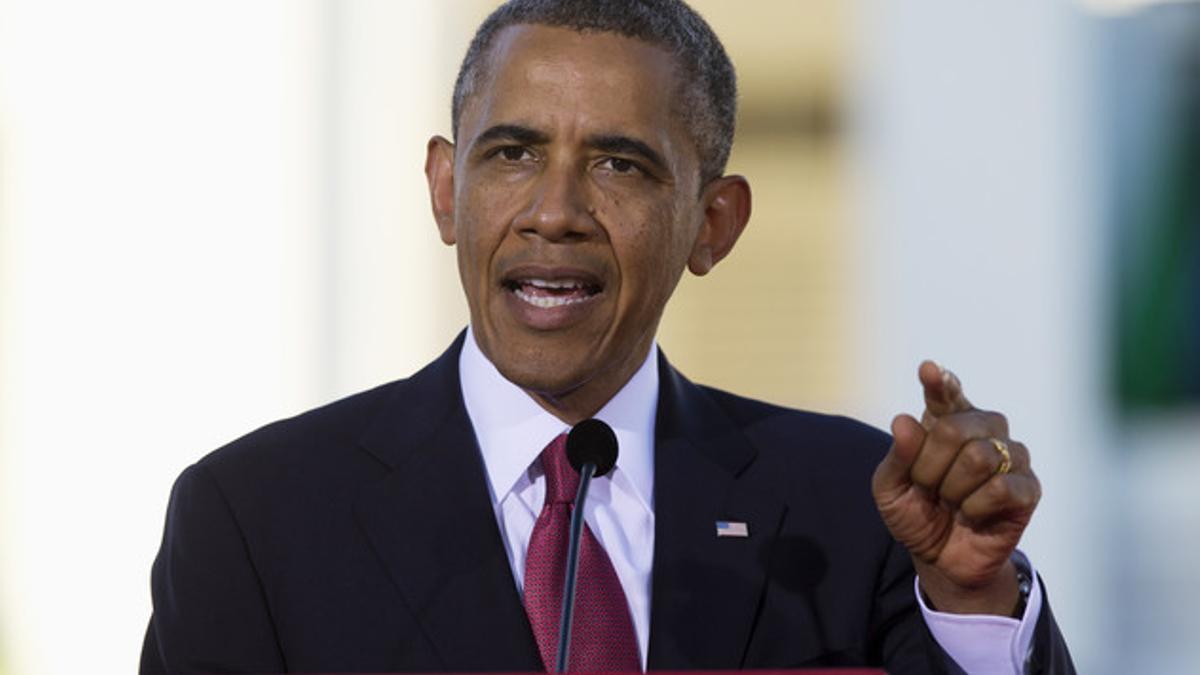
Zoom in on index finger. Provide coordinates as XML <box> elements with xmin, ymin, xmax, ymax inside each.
<box><xmin>919</xmin><ymin>360</ymin><xmax>973</xmax><ymax>420</ymax></box>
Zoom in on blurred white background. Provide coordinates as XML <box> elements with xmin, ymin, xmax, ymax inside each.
<box><xmin>1</xmin><ymin>1</ymin><xmax>1198</xmax><ymax>673</ymax></box>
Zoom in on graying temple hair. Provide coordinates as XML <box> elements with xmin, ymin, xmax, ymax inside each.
<box><xmin>451</xmin><ymin>0</ymin><xmax>737</xmax><ymax>184</ymax></box>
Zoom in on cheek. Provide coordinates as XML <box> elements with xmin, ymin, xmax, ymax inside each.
<box><xmin>602</xmin><ymin>202</ymin><xmax>693</xmax><ymax>305</ymax></box>
<box><xmin>454</xmin><ymin>187</ymin><xmax>517</xmax><ymax>273</ymax></box>
<box><xmin>595</xmin><ymin>189</ymin><xmax>678</xmax><ymax>242</ymax></box>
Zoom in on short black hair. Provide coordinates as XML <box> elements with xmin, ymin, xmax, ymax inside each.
<box><xmin>451</xmin><ymin>0</ymin><xmax>737</xmax><ymax>184</ymax></box>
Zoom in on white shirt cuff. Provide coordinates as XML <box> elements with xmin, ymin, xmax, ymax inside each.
<box><xmin>915</xmin><ymin>550</ymin><xmax>1043</xmax><ymax>674</ymax></box>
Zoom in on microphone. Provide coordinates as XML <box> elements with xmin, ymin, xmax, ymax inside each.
<box><xmin>555</xmin><ymin>418</ymin><xmax>619</xmax><ymax>672</ymax></box>
<box><xmin>566</xmin><ymin>418</ymin><xmax>618</xmax><ymax>478</ymax></box>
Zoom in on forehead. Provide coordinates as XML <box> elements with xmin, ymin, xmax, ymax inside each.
<box><xmin>461</xmin><ymin>24</ymin><xmax>686</xmax><ymax>143</ymax></box>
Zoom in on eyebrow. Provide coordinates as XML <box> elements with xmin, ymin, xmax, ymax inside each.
<box><xmin>474</xmin><ymin>124</ymin><xmax>549</xmax><ymax>148</ymax></box>
<box><xmin>588</xmin><ymin>134</ymin><xmax>668</xmax><ymax>174</ymax></box>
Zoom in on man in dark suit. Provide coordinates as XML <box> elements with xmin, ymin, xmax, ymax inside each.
<box><xmin>142</xmin><ymin>1</ymin><xmax>1074</xmax><ymax>672</ymax></box>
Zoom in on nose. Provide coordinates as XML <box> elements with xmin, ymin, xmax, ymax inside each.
<box><xmin>511</xmin><ymin>159</ymin><xmax>596</xmax><ymax>242</ymax></box>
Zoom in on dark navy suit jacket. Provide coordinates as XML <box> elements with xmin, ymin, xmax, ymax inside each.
<box><xmin>141</xmin><ymin>334</ymin><xmax>1074</xmax><ymax>673</ymax></box>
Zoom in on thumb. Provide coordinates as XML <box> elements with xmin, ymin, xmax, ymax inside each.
<box><xmin>872</xmin><ymin>413</ymin><xmax>926</xmax><ymax>499</ymax></box>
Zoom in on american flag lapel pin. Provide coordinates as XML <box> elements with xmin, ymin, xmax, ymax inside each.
<box><xmin>715</xmin><ymin>520</ymin><xmax>749</xmax><ymax>538</ymax></box>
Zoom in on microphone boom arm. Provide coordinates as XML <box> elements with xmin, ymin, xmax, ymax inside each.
<box><xmin>555</xmin><ymin>461</ymin><xmax>597</xmax><ymax>673</ymax></box>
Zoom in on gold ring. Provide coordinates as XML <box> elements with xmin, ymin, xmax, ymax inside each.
<box><xmin>989</xmin><ymin>438</ymin><xmax>1011</xmax><ymax>475</ymax></box>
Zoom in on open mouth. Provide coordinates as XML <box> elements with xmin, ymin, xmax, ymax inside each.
<box><xmin>503</xmin><ymin>277</ymin><xmax>604</xmax><ymax>308</ymax></box>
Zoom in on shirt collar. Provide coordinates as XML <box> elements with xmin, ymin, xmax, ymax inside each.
<box><xmin>459</xmin><ymin>327</ymin><xmax>658</xmax><ymax>511</ymax></box>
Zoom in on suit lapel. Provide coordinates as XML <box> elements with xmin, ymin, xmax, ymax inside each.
<box><xmin>647</xmin><ymin>356</ymin><xmax>787</xmax><ymax>670</ymax></box>
<box><xmin>351</xmin><ymin>335</ymin><xmax>543</xmax><ymax>671</ymax></box>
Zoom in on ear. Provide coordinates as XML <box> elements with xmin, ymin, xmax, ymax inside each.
<box><xmin>425</xmin><ymin>135</ymin><xmax>457</xmax><ymax>245</ymax></box>
<box><xmin>687</xmin><ymin>175</ymin><xmax>751</xmax><ymax>276</ymax></box>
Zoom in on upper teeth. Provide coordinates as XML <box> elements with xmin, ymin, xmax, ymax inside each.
<box><xmin>525</xmin><ymin>278</ymin><xmax>584</xmax><ymax>289</ymax></box>
<box><xmin>514</xmin><ymin>289</ymin><xmax>591</xmax><ymax>308</ymax></box>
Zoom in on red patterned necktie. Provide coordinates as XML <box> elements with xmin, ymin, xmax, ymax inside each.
<box><xmin>523</xmin><ymin>433</ymin><xmax>641</xmax><ymax>672</ymax></box>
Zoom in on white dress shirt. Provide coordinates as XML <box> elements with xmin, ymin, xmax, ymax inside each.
<box><xmin>458</xmin><ymin>327</ymin><xmax>1040</xmax><ymax>673</ymax></box>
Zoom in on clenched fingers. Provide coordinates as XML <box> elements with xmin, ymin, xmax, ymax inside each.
<box><xmin>937</xmin><ymin>439</ymin><xmax>1031</xmax><ymax>505</ymax></box>
<box><xmin>960</xmin><ymin>470</ymin><xmax>1042</xmax><ymax>524</ymax></box>
<box><xmin>909</xmin><ymin>409</ymin><xmax>1010</xmax><ymax>490</ymax></box>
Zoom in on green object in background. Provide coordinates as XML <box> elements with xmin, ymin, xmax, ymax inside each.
<box><xmin>1114</xmin><ymin>58</ymin><xmax>1200</xmax><ymax>412</ymax></box>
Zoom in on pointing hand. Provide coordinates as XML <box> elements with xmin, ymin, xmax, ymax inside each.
<box><xmin>872</xmin><ymin>361</ymin><xmax>1040</xmax><ymax>615</ymax></box>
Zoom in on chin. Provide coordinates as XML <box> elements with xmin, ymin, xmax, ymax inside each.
<box><xmin>491</xmin><ymin>345</ymin><xmax>590</xmax><ymax>399</ymax></box>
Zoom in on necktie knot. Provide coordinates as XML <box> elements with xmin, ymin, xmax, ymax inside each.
<box><xmin>540</xmin><ymin>433</ymin><xmax>578</xmax><ymax>505</ymax></box>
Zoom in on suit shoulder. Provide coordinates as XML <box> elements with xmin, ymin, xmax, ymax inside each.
<box><xmin>697</xmin><ymin>384</ymin><xmax>892</xmax><ymax>467</ymax></box>
<box><xmin>194</xmin><ymin>378</ymin><xmax>401</xmax><ymax>475</ymax></box>
<box><xmin>700</xmin><ymin>384</ymin><xmax>888</xmax><ymax>446</ymax></box>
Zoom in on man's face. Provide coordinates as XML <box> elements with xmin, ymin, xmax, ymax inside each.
<box><xmin>428</xmin><ymin>24</ymin><xmax>739</xmax><ymax>420</ymax></box>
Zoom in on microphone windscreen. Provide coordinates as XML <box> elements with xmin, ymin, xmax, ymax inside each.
<box><xmin>566</xmin><ymin>419</ymin><xmax>619</xmax><ymax>477</ymax></box>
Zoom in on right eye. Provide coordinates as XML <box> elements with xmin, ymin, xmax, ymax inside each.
<box><xmin>498</xmin><ymin>146</ymin><xmax>532</xmax><ymax>161</ymax></box>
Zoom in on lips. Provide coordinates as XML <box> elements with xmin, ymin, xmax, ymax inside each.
<box><xmin>500</xmin><ymin>265</ymin><xmax>606</xmax><ymax>328</ymax></box>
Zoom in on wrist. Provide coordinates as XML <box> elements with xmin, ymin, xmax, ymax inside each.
<box><xmin>916</xmin><ymin>557</ymin><xmax>1022</xmax><ymax>616</ymax></box>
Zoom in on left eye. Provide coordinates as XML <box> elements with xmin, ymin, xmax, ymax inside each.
<box><xmin>599</xmin><ymin>157</ymin><xmax>637</xmax><ymax>174</ymax></box>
